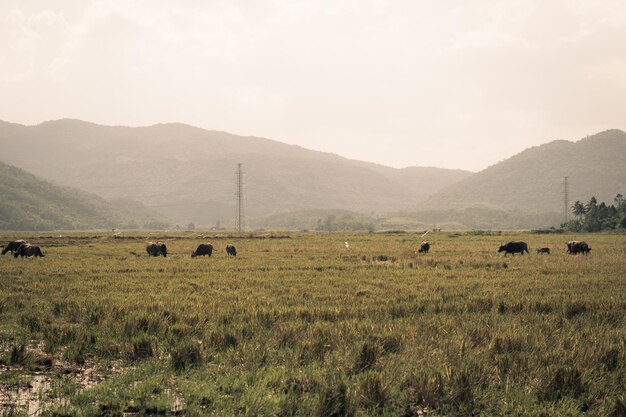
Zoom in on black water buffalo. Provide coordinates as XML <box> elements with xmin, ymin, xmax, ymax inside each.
<box><xmin>537</xmin><ymin>247</ymin><xmax>550</xmax><ymax>254</ymax></box>
<box><xmin>2</xmin><ymin>240</ymin><xmax>26</xmax><ymax>255</ymax></box>
<box><xmin>13</xmin><ymin>243</ymin><xmax>44</xmax><ymax>258</ymax></box>
<box><xmin>418</xmin><ymin>241</ymin><xmax>430</xmax><ymax>253</ymax></box>
<box><xmin>226</xmin><ymin>244</ymin><xmax>237</xmax><ymax>256</ymax></box>
<box><xmin>146</xmin><ymin>242</ymin><xmax>167</xmax><ymax>257</ymax></box>
<box><xmin>498</xmin><ymin>241</ymin><xmax>529</xmax><ymax>256</ymax></box>
<box><xmin>567</xmin><ymin>241</ymin><xmax>591</xmax><ymax>255</ymax></box>
<box><xmin>192</xmin><ymin>243</ymin><xmax>214</xmax><ymax>257</ymax></box>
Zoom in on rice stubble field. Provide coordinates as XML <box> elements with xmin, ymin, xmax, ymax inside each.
<box><xmin>0</xmin><ymin>231</ymin><xmax>624</xmax><ymax>416</ymax></box>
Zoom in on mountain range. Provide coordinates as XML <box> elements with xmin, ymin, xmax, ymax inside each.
<box><xmin>0</xmin><ymin>119</ymin><xmax>470</xmax><ymax>225</ymax></box>
<box><xmin>0</xmin><ymin>161</ymin><xmax>164</xmax><ymax>230</ymax></box>
<box><xmin>420</xmin><ymin>129</ymin><xmax>626</xmax><ymax>213</ymax></box>
<box><xmin>0</xmin><ymin>119</ymin><xmax>624</xmax><ymax>230</ymax></box>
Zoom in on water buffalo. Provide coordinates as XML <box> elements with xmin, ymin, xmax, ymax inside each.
<box><xmin>418</xmin><ymin>241</ymin><xmax>430</xmax><ymax>253</ymax></box>
<box><xmin>192</xmin><ymin>243</ymin><xmax>214</xmax><ymax>257</ymax></box>
<box><xmin>226</xmin><ymin>244</ymin><xmax>237</xmax><ymax>256</ymax></box>
<box><xmin>146</xmin><ymin>242</ymin><xmax>167</xmax><ymax>257</ymax></box>
<box><xmin>537</xmin><ymin>247</ymin><xmax>550</xmax><ymax>254</ymax></box>
<box><xmin>13</xmin><ymin>243</ymin><xmax>44</xmax><ymax>258</ymax></box>
<box><xmin>2</xmin><ymin>240</ymin><xmax>26</xmax><ymax>255</ymax></box>
<box><xmin>567</xmin><ymin>241</ymin><xmax>591</xmax><ymax>255</ymax></box>
<box><xmin>498</xmin><ymin>241</ymin><xmax>529</xmax><ymax>256</ymax></box>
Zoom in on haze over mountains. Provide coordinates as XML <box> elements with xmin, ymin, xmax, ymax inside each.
<box><xmin>0</xmin><ymin>119</ymin><xmax>624</xmax><ymax>230</ymax></box>
<box><xmin>0</xmin><ymin>119</ymin><xmax>470</xmax><ymax>226</ymax></box>
<box><xmin>0</xmin><ymin>161</ymin><xmax>164</xmax><ymax>230</ymax></box>
<box><xmin>421</xmin><ymin>129</ymin><xmax>626</xmax><ymax>213</ymax></box>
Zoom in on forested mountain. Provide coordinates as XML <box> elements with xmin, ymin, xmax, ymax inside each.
<box><xmin>0</xmin><ymin>161</ymin><xmax>165</xmax><ymax>230</ymax></box>
<box><xmin>1</xmin><ymin>119</ymin><xmax>623</xmax><ymax>230</ymax></box>
<box><xmin>420</xmin><ymin>129</ymin><xmax>626</xmax><ymax>214</ymax></box>
<box><xmin>0</xmin><ymin>119</ymin><xmax>471</xmax><ymax>225</ymax></box>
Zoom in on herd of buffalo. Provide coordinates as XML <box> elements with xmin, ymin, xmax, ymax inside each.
<box><xmin>1</xmin><ymin>238</ymin><xmax>592</xmax><ymax>259</ymax></box>
<box><xmin>496</xmin><ymin>240</ymin><xmax>591</xmax><ymax>255</ymax></box>
<box><xmin>0</xmin><ymin>240</ymin><xmax>239</xmax><ymax>259</ymax></box>
<box><xmin>1</xmin><ymin>240</ymin><xmax>45</xmax><ymax>258</ymax></box>
<box><xmin>144</xmin><ymin>241</ymin><xmax>238</xmax><ymax>257</ymax></box>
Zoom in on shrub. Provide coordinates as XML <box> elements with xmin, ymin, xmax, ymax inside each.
<box><xmin>537</xmin><ymin>367</ymin><xmax>587</xmax><ymax>401</ymax></box>
<box><xmin>447</xmin><ymin>366</ymin><xmax>476</xmax><ymax>407</ymax></box>
<box><xmin>565</xmin><ymin>302</ymin><xmax>587</xmax><ymax>319</ymax></box>
<box><xmin>8</xmin><ymin>343</ymin><xmax>29</xmax><ymax>366</ymax></box>
<box><xmin>357</xmin><ymin>373</ymin><xmax>389</xmax><ymax>410</ymax></box>
<box><xmin>170</xmin><ymin>340</ymin><xmax>202</xmax><ymax>371</ymax></box>
<box><xmin>403</xmin><ymin>372</ymin><xmax>445</xmax><ymax>408</ymax></box>
<box><xmin>315</xmin><ymin>380</ymin><xmax>353</xmax><ymax>417</ymax></box>
<box><xmin>353</xmin><ymin>342</ymin><xmax>377</xmax><ymax>373</ymax></box>
<box><xmin>64</xmin><ymin>343</ymin><xmax>87</xmax><ymax>365</ymax></box>
<box><xmin>610</xmin><ymin>398</ymin><xmax>626</xmax><ymax>417</ymax></box>
<box><xmin>208</xmin><ymin>330</ymin><xmax>238</xmax><ymax>351</ymax></box>
<box><xmin>129</xmin><ymin>335</ymin><xmax>155</xmax><ymax>361</ymax></box>
<box><xmin>600</xmin><ymin>347</ymin><xmax>621</xmax><ymax>372</ymax></box>
<box><xmin>380</xmin><ymin>335</ymin><xmax>402</xmax><ymax>354</ymax></box>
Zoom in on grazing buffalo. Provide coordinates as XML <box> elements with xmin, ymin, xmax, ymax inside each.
<box><xmin>192</xmin><ymin>243</ymin><xmax>214</xmax><ymax>258</ymax></box>
<box><xmin>13</xmin><ymin>243</ymin><xmax>44</xmax><ymax>258</ymax></box>
<box><xmin>146</xmin><ymin>242</ymin><xmax>167</xmax><ymax>257</ymax></box>
<box><xmin>567</xmin><ymin>241</ymin><xmax>591</xmax><ymax>255</ymax></box>
<box><xmin>418</xmin><ymin>241</ymin><xmax>430</xmax><ymax>253</ymax></box>
<box><xmin>537</xmin><ymin>247</ymin><xmax>550</xmax><ymax>254</ymax></box>
<box><xmin>498</xmin><ymin>241</ymin><xmax>529</xmax><ymax>256</ymax></box>
<box><xmin>226</xmin><ymin>244</ymin><xmax>237</xmax><ymax>257</ymax></box>
<box><xmin>2</xmin><ymin>240</ymin><xmax>26</xmax><ymax>255</ymax></box>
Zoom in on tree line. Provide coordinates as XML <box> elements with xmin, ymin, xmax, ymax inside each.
<box><xmin>562</xmin><ymin>194</ymin><xmax>626</xmax><ymax>232</ymax></box>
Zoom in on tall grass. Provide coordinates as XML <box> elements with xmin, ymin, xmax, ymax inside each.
<box><xmin>0</xmin><ymin>231</ymin><xmax>624</xmax><ymax>415</ymax></box>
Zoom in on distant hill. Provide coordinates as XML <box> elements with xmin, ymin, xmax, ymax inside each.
<box><xmin>249</xmin><ymin>209</ymin><xmax>377</xmax><ymax>231</ymax></box>
<box><xmin>250</xmin><ymin>207</ymin><xmax>563</xmax><ymax>231</ymax></box>
<box><xmin>0</xmin><ymin>161</ymin><xmax>166</xmax><ymax>230</ymax></box>
<box><xmin>420</xmin><ymin>129</ymin><xmax>626</xmax><ymax>215</ymax></box>
<box><xmin>0</xmin><ymin>119</ymin><xmax>472</xmax><ymax>225</ymax></box>
<box><xmin>381</xmin><ymin>208</ymin><xmax>563</xmax><ymax>230</ymax></box>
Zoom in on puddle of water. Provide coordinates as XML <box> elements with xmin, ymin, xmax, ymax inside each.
<box><xmin>0</xmin><ymin>373</ymin><xmax>51</xmax><ymax>416</ymax></box>
<box><xmin>0</xmin><ymin>366</ymin><xmax>99</xmax><ymax>416</ymax></box>
<box><xmin>1</xmin><ymin>373</ymin><xmax>186</xmax><ymax>416</ymax></box>
<box><xmin>166</xmin><ymin>388</ymin><xmax>185</xmax><ymax>413</ymax></box>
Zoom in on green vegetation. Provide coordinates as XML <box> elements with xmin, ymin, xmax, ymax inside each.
<box><xmin>421</xmin><ymin>129</ymin><xmax>626</xmax><ymax>215</ymax></box>
<box><xmin>0</xmin><ymin>231</ymin><xmax>624</xmax><ymax>415</ymax></box>
<box><xmin>2</xmin><ymin>121</ymin><xmax>625</xmax><ymax>230</ymax></box>
<box><xmin>563</xmin><ymin>194</ymin><xmax>626</xmax><ymax>232</ymax></box>
<box><xmin>0</xmin><ymin>119</ymin><xmax>471</xmax><ymax>225</ymax></box>
<box><xmin>251</xmin><ymin>209</ymin><xmax>376</xmax><ymax>232</ymax></box>
<box><xmin>0</xmin><ymin>161</ymin><xmax>167</xmax><ymax>230</ymax></box>
<box><xmin>251</xmin><ymin>207</ymin><xmax>563</xmax><ymax>232</ymax></box>
<box><xmin>381</xmin><ymin>207</ymin><xmax>563</xmax><ymax>230</ymax></box>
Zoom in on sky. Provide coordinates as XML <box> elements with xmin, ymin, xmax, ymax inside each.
<box><xmin>1</xmin><ymin>0</ymin><xmax>625</xmax><ymax>171</ymax></box>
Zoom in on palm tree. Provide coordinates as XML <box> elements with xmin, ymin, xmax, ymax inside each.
<box><xmin>585</xmin><ymin>197</ymin><xmax>598</xmax><ymax>213</ymax></box>
<box><xmin>571</xmin><ymin>200</ymin><xmax>585</xmax><ymax>220</ymax></box>
<box><xmin>584</xmin><ymin>197</ymin><xmax>601</xmax><ymax>231</ymax></box>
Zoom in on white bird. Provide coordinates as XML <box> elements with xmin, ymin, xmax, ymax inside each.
<box><xmin>344</xmin><ymin>241</ymin><xmax>350</xmax><ymax>249</ymax></box>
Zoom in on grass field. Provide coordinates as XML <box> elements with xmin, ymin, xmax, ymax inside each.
<box><xmin>0</xmin><ymin>231</ymin><xmax>625</xmax><ymax>416</ymax></box>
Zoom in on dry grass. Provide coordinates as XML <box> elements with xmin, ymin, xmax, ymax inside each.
<box><xmin>0</xmin><ymin>231</ymin><xmax>624</xmax><ymax>416</ymax></box>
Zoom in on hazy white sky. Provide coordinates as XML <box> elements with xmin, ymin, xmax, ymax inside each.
<box><xmin>2</xmin><ymin>0</ymin><xmax>625</xmax><ymax>171</ymax></box>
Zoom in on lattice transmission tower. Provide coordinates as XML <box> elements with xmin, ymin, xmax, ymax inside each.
<box><xmin>235</xmin><ymin>163</ymin><xmax>244</xmax><ymax>234</ymax></box>
<box><xmin>563</xmin><ymin>176</ymin><xmax>569</xmax><ymax>224</ymax></box>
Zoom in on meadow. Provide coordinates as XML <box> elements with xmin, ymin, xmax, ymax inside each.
<box><xmin>0</xmin><ymin>231</ymin><xmax>624</xmax><ymax>416</ymax></box>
